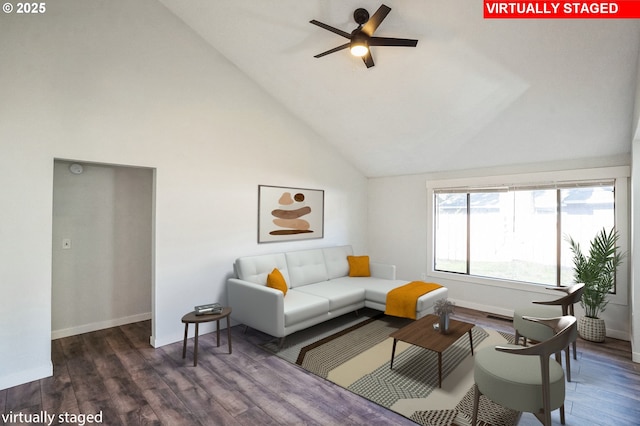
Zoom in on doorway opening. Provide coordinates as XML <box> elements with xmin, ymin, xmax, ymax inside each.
<box><xmin>51</xmin><ymin>159</ymin><xmax>155</xmax><ymax>340</ymax></box>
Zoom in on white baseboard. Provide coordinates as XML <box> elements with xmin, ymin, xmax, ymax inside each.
<box><xmin>52</xmin><ymin>312</ymin><xmax>152</xmax><ymax>340</ymax></box>
<box><xmin>151</xmin><ymin>333</ymin><xmax>184</xmax><ymax>348</ymax></box>
<box><xmin>451</xmin><ymin>298</ymin><xmax>515</xmax><ymax>319</ymax></box>
<box><xmin>150</xmin><ymin>321</ymin><xmax>221</xmax><ymax>348</ymax></box>
<box><xmin>605</xmin><ymin>328</ymin><xmax>629</xmax><ymax>341</ymax></box>
<box><xmin>0</xmin><ymin>362</ymin><xmax>52</xmax><ymax>391</ymax></box>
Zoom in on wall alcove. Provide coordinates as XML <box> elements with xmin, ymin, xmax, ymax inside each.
<box><xmin>52</xmin><ymin>159</ymin><xmax>154</xmax><ymax>339</ymax></box>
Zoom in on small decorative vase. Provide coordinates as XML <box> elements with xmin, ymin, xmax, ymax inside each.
<box><xmin>439</xmin><ymin>313</ymin><xmax>450</xmax><ymax>334</ymax></box>
<box><xmin>578</xmin><ymin>316</ymin><xmax>606</xmax><ymax>342</ymax></box>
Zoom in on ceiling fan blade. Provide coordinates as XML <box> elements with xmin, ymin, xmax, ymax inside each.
<box><xmin>309</xmin><ymin>20</ymin><xmax>352</xmax><ymax>39</ymax></box>
<box><xmin>362</xmin><ymin>51</ymin><xmax>375</xmax><ymax>68</ymax></box>
<box><xmin>313</xmin><ymin>43</ymin><xmax>350</xmax><ymax>58</ymax></box>
<box><xmin>361</xmin><ymin>4</ymin><xmax>391</xmax><ymax>37</ymax></box>
<box><xmin>369</xmin><ymin>37</ymin><xmax>418</xmax><ymax>47</ymax></box>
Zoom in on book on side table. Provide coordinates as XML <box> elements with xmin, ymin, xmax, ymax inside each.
<box><xmin>195</xmin><ymin>303</ymin><xmax>223</xmax><ymax>315</ymax></box>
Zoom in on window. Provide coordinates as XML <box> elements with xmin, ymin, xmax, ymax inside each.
<box><xmin>429</xmin><ymin>167</ymin><xmax>628</xmax><ymax>291</ymax></box>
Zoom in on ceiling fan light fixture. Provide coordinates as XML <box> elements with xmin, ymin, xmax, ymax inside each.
<box><xmin>350</xmin><ymin>42</ymin><xmax>368</xmax><ymax>57</ymax></box>
<box><xmin>311</xmin><ymin>4</ymin><xmax>418</xmax><ymax>68</ymax></box>
<box><xmin>350</xmin><ymin>33</ymin><xmax>369</xmax><ymax>57</ymax></box>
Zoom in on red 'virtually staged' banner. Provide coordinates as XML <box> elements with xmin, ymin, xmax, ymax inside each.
<box><xmin>484</xmin><ymin>1</ymin><xmax>640</xmax><ymax>18</ymax></box>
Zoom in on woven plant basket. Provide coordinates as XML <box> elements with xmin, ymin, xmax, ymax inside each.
<box><xmin>578</xmin><ymin>316</ymin><xmax>606</xmax><ymax>342</ymax></box>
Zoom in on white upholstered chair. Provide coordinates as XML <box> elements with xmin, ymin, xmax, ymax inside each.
<box><xmin>473</xmin><ymin>315</ymin><xmax>577</xmax><ymax>426</ymax></box>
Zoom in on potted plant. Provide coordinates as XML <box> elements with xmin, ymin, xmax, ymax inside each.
<box><xmin>434</xmin><ymin>298</ymin><xmax>455</xmax><ymax>334</ymax></box>
<box><xmin>567</xmin><ymin>227</ymin><xmax>624</xmax><ymax>342</ymax></box>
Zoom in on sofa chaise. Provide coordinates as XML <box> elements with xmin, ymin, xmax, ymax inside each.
<box><xmin>227</xmin><ymin>245</ymin><xmax>448</xmax><ymax>342</ymax></box>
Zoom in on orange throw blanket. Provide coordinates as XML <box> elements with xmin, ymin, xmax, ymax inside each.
<box><xmin>385</xmin><ymin>281</ymin><xmax>443</xmax><ymax>319</ymax></box>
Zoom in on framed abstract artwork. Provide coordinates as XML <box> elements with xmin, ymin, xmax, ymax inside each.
<box><xmin>258</xmin><ymin>185</ymin><xmax>324</xmax><ymax>243</ymax></box>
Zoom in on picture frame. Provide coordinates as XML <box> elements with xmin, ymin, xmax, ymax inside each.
<box><xmin>258</xmin><ymin>185</ymin><xmax>324</xmax><ymax>243</ymax></box>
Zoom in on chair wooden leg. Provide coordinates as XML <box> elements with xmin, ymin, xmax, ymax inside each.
<box><xmin>472</xmin><ymin>384</ymin><xmax>480</xmax><ymax>426</ymax></box>
<box><xmin>541</xmin><ymin>358</ymin><xmax>552</xmax><ymax>426</ymax></box>
<box><xmin>565</xmin><ymin>346</ymin><xmax>571</xmax><ymax>382</ymax></box>
<box><xmin>572</xmin><ymin>340</ymin><xmax>577</xmax><ymax>360</ymax></box>
<box><xmin>560</xmin><ymin>404</ymin><xmax>566</xmax><ymax>425</ymax></box>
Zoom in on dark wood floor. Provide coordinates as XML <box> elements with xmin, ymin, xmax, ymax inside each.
<box><xmin>1</xmin><ymin>307</ymin><xmax>639</xmax><ymax>425</ymax></box>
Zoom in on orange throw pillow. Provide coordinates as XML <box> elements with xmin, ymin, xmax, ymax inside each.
<box><xmin>267</xmin><ymin>268</ymin><xmax>288</xmax><ymax>295</ymax></box>
<box><xmin>347</xmin><ymin>255</ymin><xmax>371</xmax><ymax>277</ymax></box>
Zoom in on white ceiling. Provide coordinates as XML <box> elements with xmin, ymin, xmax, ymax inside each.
<box><xmin>159</xmin><ymin>0</ymin><xmax>640</xmax><ymax>177</ymax></box>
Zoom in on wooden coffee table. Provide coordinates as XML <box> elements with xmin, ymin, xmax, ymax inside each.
<box><xmin>389</xmin><ymin>314</ymin><xmax>474</xmax><ymax>388</ymax></box>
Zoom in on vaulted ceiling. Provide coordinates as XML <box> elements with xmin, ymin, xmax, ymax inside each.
<box><xmin>159</xmin><ymin>0</ymin><xmax>640</xmax><ymax>177</ymax></box>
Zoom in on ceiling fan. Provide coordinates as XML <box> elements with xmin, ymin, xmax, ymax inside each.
<box><xmin>310</xmin><ymin>4</ymin><xmax>418</xmax><ymax>68</ymax></box>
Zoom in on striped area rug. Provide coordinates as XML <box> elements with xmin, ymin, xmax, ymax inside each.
<box><xmin>261</xmin><ymin>310</ymin><xmax>520</xmax><ymax>426</ymax></box>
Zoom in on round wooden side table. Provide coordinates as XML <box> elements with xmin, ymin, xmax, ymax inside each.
<box><xmin>181</xmin><ymin>307</ymin><xmax>232</xmax><ymax>366</ymax></box>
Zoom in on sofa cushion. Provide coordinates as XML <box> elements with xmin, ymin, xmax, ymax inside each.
<box><xmin>333</xmin><ymin>277</ymin><xmax>406</xmax><ymax>304</ymax></box>
<box><xmin>322</xmin><ymin>245</ymin><xmax>353</xmax><ymax>279</ymax></box>
<box><xmin>347</xmin><ymin>255</ymin><xmax>371</xmax><ymax>277</ymax></box>
<box><xmin>267</xmin><ymin>268</ymin><xmax>288</xmax><ymax>295</ymax></box>
<box><xmin>235</xmin><ymin>253</ymin><xmax>290</xmax><ymax>285</ymax></box>
<box><xmin>295</xmin><ymin>282</ymin><xmax>365</xmax><ymax>311</ymax></box>
<box><xmin>285</xmin><ymin>249</ymin><xmax>329</xmax><ymax>288</ymax></box>
<box><xmin>284</xmin><ymin>290</ymin><xmax>330</xmax><ymax>326</ymax></box>
<box><xmin>334</xmin><ymin>277</ymin><xmax>448</xmax><ymax>312</ymax></box>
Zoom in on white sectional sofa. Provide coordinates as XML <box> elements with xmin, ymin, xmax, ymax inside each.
<box><xmin>227</xmin><ymin>245</ymin><xmax>448</xmax><ymax>341</ymax></box>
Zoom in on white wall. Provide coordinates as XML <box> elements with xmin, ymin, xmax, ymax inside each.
<box><xmin>632</xmin><ymin>141</ymin><xmax>640</xmax><ymax>362</ymax></box>
<box><xmin>0</xmin><ymin>0</ymin><xmax>368</xmax><ymax>389</ymax></box>
<box><xmin>368</xmin><ymin>156</ymin><xmax>633</xmax><ymax>341</ymax></box>
<box><xmin>52</xmin><ymin>161</ymin><xmax>153</xmax><ymax>339</ymax></box>
<box><xmin>630</xmin><ymin>48</ymin><xmax>640</xmax><ymax>362</ymax></box>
